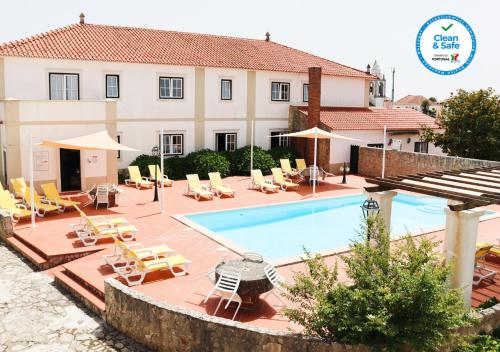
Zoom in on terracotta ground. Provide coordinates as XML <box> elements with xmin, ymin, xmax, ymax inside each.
<box><xmin>9</xmin><ymin>175</ymin><xmax>500</xmax><ymax>332</ymax></box>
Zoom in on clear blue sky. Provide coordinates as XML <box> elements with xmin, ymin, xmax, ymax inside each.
<box><xmin>1</xmin><ymin>0</ymin><xmax>498</xmax><ymax>100</ymax></box>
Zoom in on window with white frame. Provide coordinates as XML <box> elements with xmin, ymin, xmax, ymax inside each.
<box><xmin>221</xmin><ymin>79</ymin><xmax>232</xmax><ymax>100</ymax></box>
<box><xmin>303</xmin><ymin>84</ymin><xmax>309</xmax><ymax>102</ymax></box>
<box><xmin>159</xmin><ymin>77</ymin><xmax>183</xmax><ymax>99</ymax></box>
<box><xmin>160</xmin><ymin>134</ymin><xmax>184</xmax><ymax>155</ymax></box>
<box><xmin>270</xmin><ymin>131</ymin><xmax>290</xmax><ymax>148</ymax></box>
<box><xmin>106</xmin><ymin>74</ymin><xmax>119</xmax><ymax>98</ymax></box>
<box><xmin>215</xmin><ymin>133</ymin><xmax>237</xmax><ymax>152</ymax></box>
<box><xmin>414</xmin><ymin>141</ymin><xmax>429</xmax><ymax>153</ymax></box>
<box><xmin>271</xmin><ymin>82</ymin><xmax>290</xmax><ymax>101</ymax></box>
<box><xmin>49</xmin><ymin>73</ymin><xmax>79</xmax><ymax>100</ymax></box>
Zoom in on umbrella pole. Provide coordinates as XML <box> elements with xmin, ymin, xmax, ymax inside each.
<box><xmin>250</xmin><ymin>119</ymin><xmax>254</xmax><ymax>175</ymax></box>
<box><xmin>160</xmin><ymin>128</ymin><xmax>165</xmax><ymax>213</ymax></box>
<box><xmin>29</xmin><ymin>133</ymin><xmax>36</xmax><ymax>228</ymax></box>
<box><xmin>313</xmin><ymin>132</ymin><xmax>318</xmax><ymax>197</ymax></box>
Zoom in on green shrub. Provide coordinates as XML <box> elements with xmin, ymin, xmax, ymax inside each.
<box><xmin>185</xmin><ymin>149</ymin><xmax>230</xmax><ymax>179</ymax></box>
<box><xmin>228</xmin><ymin>146</ymin><xmax>276</xmax><ymax>175</ymax></box>
<box><xmin>284</xmin><ymin>215</ymin><xmax>474</xmax><ymax>352</ymax></box>
<box><xmin>268</xmin><ymin>146</ymin><xmax>299</xmax><ymax>165</ymax></box>
<box><xmin>454</xmin><ymin>335</ymin><xmax>500</xmax><ymax>352</ymax></box>
<box><xmin>163</xmin><ymin>156</ymin><xmax>188</xmax><ymax>180</ymax></box>
<box><xmin>117</xmin><ymin>169</ymin><xmax>127</xmax><ymax>184</ymax></box>
<box><xmin>129</xmin><ymin>154</ymin><xmax>160</xmax><ymax>177</ymax></box>
<box><xmin>477</xmin><ymin>296</ymin><xmax>500</xmax><ymax>310</ymax></box>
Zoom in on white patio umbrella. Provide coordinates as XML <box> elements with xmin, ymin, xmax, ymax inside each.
<box><xmin>28</xmin><ymin>131</ymin><xmax>138</xmax><ymax>228</ymax></box>
<box><xmin>273</xmin><ymin>127</ymin><xmax>364</xmax><ymax>196</ymax></box>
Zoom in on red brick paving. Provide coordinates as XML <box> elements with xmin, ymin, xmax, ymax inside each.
<box><xmin>10</xmin><ymin>175</ymin><xmax>500</xmax><ymax>331</ymax></box>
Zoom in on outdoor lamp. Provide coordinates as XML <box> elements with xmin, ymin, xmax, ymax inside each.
<box><xmin>340</xmin><ymin>162</ymin><xmax>350</xmax><ymax>184</ymax></box>
<box><xmin>151</xmin><ymin>146</ymin><xmax>160</xmax><ymax>202</ymax></box>
<box><xmin>361</xmin><ymin>198</ymin><xmax>380</xmax><ymax>219</ymax></box>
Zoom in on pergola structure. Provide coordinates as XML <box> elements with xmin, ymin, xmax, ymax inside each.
<box><xmin>363</xmin><ymin>165</ymin><xmax>500</xmax><ymax>307</ymax></box>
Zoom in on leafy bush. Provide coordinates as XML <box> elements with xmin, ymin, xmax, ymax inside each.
<box><xmin>454</xmin><ymin>335</ymin><xmax>500</xmax><ymax>352</ymax></box>
<box><xmin>117</xmin><ymin>169</ymin><xmax>128</xmax><ymax>184</ymax></box>
<box><xmin>477</xmin><ymin>296</ymin><xmax>500</xmax><ymax>310</ymax></box>
<box><xmin>283</xmin><ymin>215</ymin><xmax>473</xmax><ymax>352</ymax></box>
<box><xmin>163</xmin><ymin>156</ymin><xmax>188</xmax><ymax>180</ymax></box>
<box><xmin>228</xmin><ymin>146</ymin><xmax>276</xmax><ymax>175</ymax></box>
<box><xmin>268</xmin><ymin>146</ymin><xmax>299</xmax><ymax>165</ymax></box>
<box><xmin>129</xmin><ymin>154</ymin><xmax>160</xmax><ymax>177</ymax></box>
<box><xmin>185</xmin><ymin>149</ymin><xmax>230</xmax><ymax>179</ymax></box>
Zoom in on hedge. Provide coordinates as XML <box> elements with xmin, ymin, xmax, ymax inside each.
<box><xmin>127</xmin><ymin>146</ymin><xmax>278</xmax><ymax>181</ymax></box>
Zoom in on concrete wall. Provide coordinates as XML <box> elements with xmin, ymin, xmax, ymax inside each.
<box><xmin>358</xmin><ymin>147</ymin><xmax>500</xmax><ymax>178</ymax></box>
<box><xmin>104</xmin><ymin>278</ymin><xmax>369</xmax><ymax>352</ymax></box>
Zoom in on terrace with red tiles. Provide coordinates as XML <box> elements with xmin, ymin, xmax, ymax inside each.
<box><xmin>6</xmin><ymin>175</ymin><xmax>500</xmax><ymax>332</ymax></box>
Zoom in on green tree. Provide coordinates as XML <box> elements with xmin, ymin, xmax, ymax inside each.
<box><xmin>423</xmin><ymin>88</ymin><xmax>500</xmax><ymax>160</ymax></box>
<box><xmin>284</xmin><ymin>215</ymin><xmax>473</xmax><ymax>352</ymax></box>
<box><xmin>421</xmin><ymin>98</ymin><xmax>436</xmax><ymax>117</ymax></box>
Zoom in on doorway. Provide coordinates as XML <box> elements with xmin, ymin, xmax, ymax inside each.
<box><xmin>60</xmin><ymin>149</ymin><xmax>81</xmax><ymax>191</ymax></box>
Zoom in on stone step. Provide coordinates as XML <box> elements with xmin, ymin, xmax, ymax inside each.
<box><xmin>6</xmin><ymin>236</ymin><xmax>48</xmax><ymax>268</ymax></box>
<box><xmin>53</xmin><ymin>269</ymin><xmax>106</xmax><ymax>316</ymax></box>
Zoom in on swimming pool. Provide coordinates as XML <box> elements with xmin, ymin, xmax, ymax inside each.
<box><xmin>182</xmin><ymin>194</ymin><xmax>494</xmax><ymax>261</ymax></box>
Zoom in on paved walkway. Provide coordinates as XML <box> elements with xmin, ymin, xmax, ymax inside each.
<box><xmin>0</xmin><ymin>244</ymin><xmax>149</xmax><ymax>352</ymax></box>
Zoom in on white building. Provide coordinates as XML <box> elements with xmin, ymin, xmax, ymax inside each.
<box><xmin>368</xmin><ymin>60</ymin><xmax>386</xmax><ymax>108</ymax></box>
<box><xmin>0</xmin><ymin>15</ymin><xmax>441</xmax><ymax>191</ymax></box>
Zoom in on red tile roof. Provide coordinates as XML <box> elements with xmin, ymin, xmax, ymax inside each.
<box><xmin>296</xmin><ymin>106</ymin><xmax>439</xmax><ymax>131</ymax></box>
<box><xmin>0</xmin><ymin>23</ymin><xmax>373</xmax><ymax>78</ymax></box>
<box><xmin>394</xmin><ymin>95</ymin><xmax>427</xmax><ymax>105</ymax></box>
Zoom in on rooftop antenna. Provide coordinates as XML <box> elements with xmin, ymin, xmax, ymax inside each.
<box><xmin>391</xmin><ymin>67</ymin><xmax>395</xmax><ymax>102</ymax></box>
<box><xmin>79</xmin><ymin>13</ymin><xmax>85</xmax><ymax>25</ymax></box>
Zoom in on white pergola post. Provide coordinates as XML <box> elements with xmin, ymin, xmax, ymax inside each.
<box><xmin>443</xmin><ymin>206</ymin><xmax>485</xmax><ymax>307</ymax></box>
<box><xmin>363</xmin><ymin>190</ymin><xmax>397</xmax><ymax>232</ymax></box>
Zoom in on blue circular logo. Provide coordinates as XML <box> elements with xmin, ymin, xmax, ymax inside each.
<box><xmin>416</xmin><ymin>14</ymin><xmax>476</xmax><ymax>75</ymax></box>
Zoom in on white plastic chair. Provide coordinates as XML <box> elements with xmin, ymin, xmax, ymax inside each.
<box><xmin>263</xmin><ymin>264</ymin><xmax>287</xmax><ymax>307</ymax></box>
<box><xmin>95</xmin><ymin>185</ymin><xmax>109</xmax><ymax>209</ymax></box>
<box><xmin>204</xmin><ymin>268</ymin><xmax>242</xmax><ymax>320</ymax></box>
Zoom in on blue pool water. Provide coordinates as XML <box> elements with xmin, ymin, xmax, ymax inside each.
<box><xmin>185</xmin><ymin>194</ymin><xmax>494</xmax><ymax>261</ymax></box>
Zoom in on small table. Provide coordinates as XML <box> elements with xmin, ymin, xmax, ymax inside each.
<box><xmin>89</xmin><ymin>184</ymin><xmax>119</xmax><ymax>208</ymax></box>
<box><xmin>215</xmin><ymin>259</ymin><xmax>273</xmax><ymax>310</ymax></box>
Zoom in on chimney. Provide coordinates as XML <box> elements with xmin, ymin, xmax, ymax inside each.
<box><xmin>79</xmin><ymin>13</ymin><xmax>85</xmax><ymax>24</ymax></box>
<box><xmin>308</xmin><ymin>67</ymin><xmax>321</xmax><ymax>128</ymax></box>
<box><xmin>307</xmin><ymin>67</ymin><xmax>322</xmax><ymax>165</ymax></box>
<box><xmin>265</xmin><ymin>32</ymin><xmax>270</xmax><ymax>42</ymax></box>
<box><xmin>366</xmin><ymin>64</ymin><xmax>371</xmax><ymax>74</ymax></box>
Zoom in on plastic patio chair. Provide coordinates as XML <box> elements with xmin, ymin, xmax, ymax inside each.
<box><xmin>263</xmin><ymin>264</ymin><xmax>287</xmax><ymax>307</ymax></box>
<box><xmin>95</xmin><ymin>185</ymin><xmax>109</xmax><ymax>209</ymax></box>
<box><xmin>204</xmin><ymin>267</ymin><xmax>242</xmax><ymax>321</ymax></box>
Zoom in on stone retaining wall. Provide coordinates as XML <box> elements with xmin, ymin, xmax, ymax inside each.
<box><xmin>104</xmin><ymin>278</ymin><xmax>500</xmax><ymax>352</ymax></box>
<box><xmin>358</xmin><ymin>147</ymin><xmax>500</xmax><ymax>178</ymax></box>
<box><xmin>104</xmin><ymin>278</ymin><xmax>369</xmax><ymax>352</ymax></box>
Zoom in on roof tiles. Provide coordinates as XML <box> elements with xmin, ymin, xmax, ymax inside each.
<box><xmin>0</xmin><ymin>23</ymin><xmax>372</xmax><ymax>78</ymax></box>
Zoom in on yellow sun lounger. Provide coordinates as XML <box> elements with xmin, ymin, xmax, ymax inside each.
<box><xmin>77</xmin><ymin>218</ymin><xmax>137</xmax><ymax>246</ymax></box>
<box><xmin>185</xmin><ymin>174</ymin><xmax>214</xmax><ymax>200</ymax></box>
<box><xmin>295</xmin><ymin>159</ymin><xmax>307</xmax><ymax>172</ymax></box>
<box><xmin>280</xmin><ymin>159</ymin><xmax>300</xmax><ymax>178</ymax></box>
<box><xmin>125</xmin><ymin>166</ymin><xmax>154</xmax><ymax>189</ymax></box>
<box><xmin>250</xmin><ymin>169</ymin><xmax>279</xmax><ymax>193</ymax></box>
<box><xmin>10</xmin><ymin>178</ymin><xmax>26</xmax><ymax>198</ymax></box>
<box><xmin>208</xmin><ymin>172</ymin><xmax>235</xmax><ymax>197</ymax></box>
<box><xmin>117</xmin><ymin>249</ymin><xmax>192</xmax><ymax>286</ymax></box>
<box><xmin>22</xmin><ymin>186</ymin><xmax>61</xmax><ymax>217</ymax></box>
<box><xmin>72</xmin><ymin>205</ymin><xmax>129</xmax><ymax>228</ymax></box>
<box><xmin>477</xmin><ymin>242</ymin><xmax>500</xmax><ymax>257</ymax></box>
<box><xmin>473</xmin><ymin>243</ymin><xmax>497</xmax><ymax>286</ymax></box>
<box><xmin>271</xmin><ymin>168</ymin><xmax>300</xmax><ymax>190</ymax></box>
<box><xmin>0</xmin><ymin>190</ymin><xmax>32</xmax><ymax>223</ymax></box>
<box><xmin>41</xmin><ymin>183</ymin><xmax>80</xmax><ymax>212</ymax></box>
<box><xmin>147</xmin><ymin>165</ymin><xmax>173</xmax><ymax>187</ymax></box>
<box><xmin>103</xmin><ymin>239</ymin><xmax>175</xmax><ymax>272</ymax></box>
